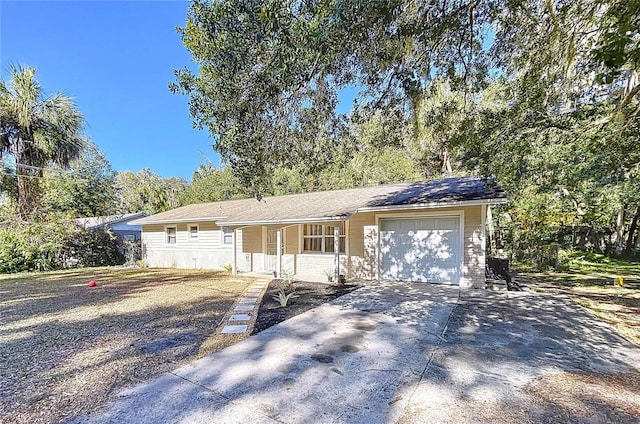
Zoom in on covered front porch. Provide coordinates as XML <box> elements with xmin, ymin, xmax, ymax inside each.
<box><xmin>228</xmin><ymin>221</ymin><xmax>347</xmax><ymax>283</ymax></box>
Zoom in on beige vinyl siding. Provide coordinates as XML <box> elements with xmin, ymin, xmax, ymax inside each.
<box><xmin>140</xmin><ymin>205</ymin><xmax>485</xmax><ymax>285</ymax></box>
<box><xmin>461</xmin><ymin>205</ymin><xmax>484</xmax><ymax>288</ymax></box>
<box><xmin>241</xmin><ymin>226</ymin><xmax>262</xmax><ymax>253</ymax></box>
<box><xmin>141</xmin><ymin>222</ymin><xmax>240</xmax><ymax>269</ymax></box>
<box><xmin>346</xmin><ymin>212</ymin><xmax>377</xmax><ymax>279</ymax></box>
<box><xmin>239</xmin><ymin>226</ymin><xmax>262</xmax><ymax>272</ymax></box>
<box><xmin>284</xmin><ymin>225</ymin><xmax>299</xmax><ymax>254</ymax></box>
<box><xmin>142</xmin><ymin>222</ymin><xmax>224</xmax><ymax>250</ymax></box>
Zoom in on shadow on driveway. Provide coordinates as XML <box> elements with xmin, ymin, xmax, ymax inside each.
<box><xmin>401</xmin><ymin>290</ymin><xmax>640</xmax><ymax>423</ymax></box>
<box><xmin>69</xmin><ymin>284</ymin><xmax>640</xmax><ymax>424</ymax></box>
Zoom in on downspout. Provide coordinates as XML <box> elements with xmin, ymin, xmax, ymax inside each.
<box><xmin>231</xmin><ymin>229</ymin><xmax>237</xmax><ymax>275</ymax></box>
<box><xmin>276</xmin><ymin>229</ymin><xmax>282</xmax><ymax>278</ymax></box>
<box><xmin>334</xmin><ymin>226</ymin><xmax>340</xmax><ymax>283</ymax></box>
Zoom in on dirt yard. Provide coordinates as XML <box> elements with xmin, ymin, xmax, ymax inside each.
<box><xmin>518</xmin><ymin>268</ymin><xmax>640</xmax><ymax>347</ymax></box>
<box><xmin>0</xmin><ymin>267</ymin><xmax>254</xmax><ymax>424</ymax></box>
<box><xmin>509</xmin><ymin>267</ymin><xmax>640</xmax><ymax>422</ymax></box>
<box><xmin>252</xmin><ymin>280</ymin><xmax>362</xmax><ymax>334</ymax></box>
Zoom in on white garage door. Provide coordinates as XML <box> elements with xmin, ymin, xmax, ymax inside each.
<box><xmin>380</xmin><ymin>216</ymin><xmax>461</xmax><ymax>284</ymax></box>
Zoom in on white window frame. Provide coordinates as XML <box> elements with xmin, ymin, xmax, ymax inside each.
<box><xmin>301</xmin><ymin>223</ymin><xmax>346</xmax><ymax>254</ymax></box>
<box><xmin>165</xmin><ymin>225</ymin><xmax>177</xmax><ymax>245</ymax></box>
<box><xmin>188</xmin><ymin>224</ymin><xmax>199</xmax><ymax>240</ymax></box>
<box><xmin>221</xmin><ymin>226</ymin><xmax>233</xmax><ymax>246</ymax></box>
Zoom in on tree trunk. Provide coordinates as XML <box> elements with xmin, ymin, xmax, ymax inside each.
<box><xmin>625</xmin><ymin>206</ymin><xmax>640</xmax><ymax>254</ymax></box>
<box><xmin>16</xmin><ymin>172</ymin><xmax>40</xmax><ymax>219</ymax></box>
<box><xmin>15</xmin><ymin>149</ymin><xmax>40</xmax><ymax>219</ymax></box>
<box><xmin>613</xmin><ymin>205</ymin><xmax>626</xmax><ymax>255</ymax></box>
<box><xmin>441</xmin><ymin>147</ymin><xmax>453</xmax><ymax>174</ymax></box>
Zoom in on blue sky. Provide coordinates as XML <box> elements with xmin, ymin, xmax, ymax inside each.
<box><xmin>1</xmin><ymin>0</ymin><xmax>357</xmax><ymax>180</ymax></box>
<box><xmin>1</xmin><ymin>0</ymin><xmax>211</xmax><ymax>179</ymax></box>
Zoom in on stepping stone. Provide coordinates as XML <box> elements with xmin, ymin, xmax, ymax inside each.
<box><xmin>239</xmin><ymin>297</ymin><xmax>257</xmax><ymax>304</ymax></box>
<box><xmin>234</xmin><ymin>305</ymin><xmax>254</xmax><ymax>312</ymax></box>
<box><xmin>247</xmin><ymin>288</ymin><xmax>262</xmax><ymax>293</ymax></box>
<box><xmin>244</xmin><ymin>294</ymin><xmax>259</xmax><ymax>298</ymax></box>
<box><xmin>221</xmin><ymin>325</ymin><xmax>247</xmax><ymax>334</ymax></box>
<box><xmin>229</xmin><ymin>314</ymin><xmax>251</xmax><ymax>321</ymax></box>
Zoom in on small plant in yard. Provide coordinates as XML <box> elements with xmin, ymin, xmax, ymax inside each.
<box><xmin>221</xmin><ymin>263</ymin><xmax>233</xmax><ymax>273</ymax></box>
<box><xmin>269</xmin><ymin>269</ymin><xmax>298</xmax><ymax>307</ymax></box>
<box><xmin>272</xmin><ymin>286</ymin><xmax>297</xmax><ymax>307</ymax></box>
<box><xmin>324</xmin><ymin>270</ymin><xmax>334</xmax><ymax>282</ymax></box>
<box><xmin>281</xmin><ymin>268</ymin><xmax>296</xmax><ymax>293</ymax></box>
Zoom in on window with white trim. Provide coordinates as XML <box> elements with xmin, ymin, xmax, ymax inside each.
<box><xmin>222</xmin><ymin>227</ymin><xmax>233</xmax><ymax>245</ymax></box>
<box><xmin>165</xmin><ymin>226</ymin><xmax>177</xmax><ymax>245</ymax></box>
<box><xmin>303</xmin><ymin>223</ymin><xmax>345</xmax><ymax>253</ymax></box>
<box><xmin>189</xmin><ymin>225</ymin><xmax>199</xmax><ymax>240</ymax></box>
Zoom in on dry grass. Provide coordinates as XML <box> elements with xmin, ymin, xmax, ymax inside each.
<box><xmin>518</xmin><ymin>270</ymin><xmax>640</xmax><ymax>347</ymax></box>
<box><xmin>570</xmin><ymin>286</ymin><xmax>640</xmax><ymax>346</ymax></box>
<box><xmin>524</xmin><ymin>371</ymin><xmax>640</xmax><ymax>423</ymax></box>
<box><xmin>0</xmin><ymin>267</ymin><xmax>254</xmax><ymax>424</ymax></box>
<box><xmin>516</xmin><ymin>267</ymin><xmax>640</xmax><ymax>422</ymax></box>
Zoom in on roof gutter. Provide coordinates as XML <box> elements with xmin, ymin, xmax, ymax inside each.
<box><xmin>217</xmin><ymin>215</ymin><xmax>351</xmax><ymax>227</ymax></box>
<box><xmin>131</xmin><ymin>216</ymin><xmax>226</xmax><ymax>226</ymax></box>
<box><xmin>356</xmin><ymin>197</ymin><xmax>507</xmax><ymax>213</ymax></box>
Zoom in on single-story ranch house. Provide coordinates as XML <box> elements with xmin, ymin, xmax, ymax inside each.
<box><xmin>131</xmin><ymin>176</ymin><xmax>507</xmax><ymax>288</ymax></box>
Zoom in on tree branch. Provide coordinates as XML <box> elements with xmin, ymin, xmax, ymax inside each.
<box><xmin>618</xmin><ymin>83</ymin><xmax>640</xmax><ymax>111</ymax></box>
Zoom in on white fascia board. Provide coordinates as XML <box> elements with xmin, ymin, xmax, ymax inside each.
<box><xmin>217</xmin><ymin>215</ymin><xmax>350</xmax><ymax>227</ymax></box>
<box><xmin>133</xmin><ymin>216</ymin><xmax>225</xmax><ymax>226</ymax></box>
<box><xmin>356</xmin><ymin>198</ymin><xmax>507</xmax><ymax>213</ymax></box>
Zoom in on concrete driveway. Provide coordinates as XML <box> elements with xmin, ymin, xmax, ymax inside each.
<box><xmin>70</xmin><ymin>282</ymin><xmax>640</xmax><ymax>424</ymax></box>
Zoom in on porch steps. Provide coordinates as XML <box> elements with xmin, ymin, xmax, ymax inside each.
<box><xmin>219</xmin><ymin>278</ymin><xmax>271</xmax><ymax>335</ymax></box>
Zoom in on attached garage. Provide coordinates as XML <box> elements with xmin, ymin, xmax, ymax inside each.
<box><xmin>379</xmin><ymin>215</ymin><xmax>463</xmax><ymax>284</ymax></box>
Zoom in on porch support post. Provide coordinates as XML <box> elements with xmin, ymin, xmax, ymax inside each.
<box><xmin>276</xmin><ymin>229</ymin><xmax>282</xmax><ymax>278</ymax></box>
<box><xmin>231</xmin><ymin>228</ymin><xmax>237</xmax><ymax>275</ymax></box>
<box><xmin>334</xmin><ymin>225</ymin><xmax>340</xmax><ymax>283</ymax></box>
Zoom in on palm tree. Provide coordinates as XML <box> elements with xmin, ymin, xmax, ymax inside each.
<box><xmin>0</xmin><ymin>65</ymin><xmax>84</xmax><ymax>218</ymax></box>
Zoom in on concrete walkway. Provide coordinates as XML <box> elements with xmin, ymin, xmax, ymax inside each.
<box><xmin>69</xmin><ymin>282</ymin><xmax>640</xmax><ymax>424</ymax></box>
<box><xmin>219</xmin><ymin>278</ymin><xmax>271</xmax><ymax>335</ymax></box>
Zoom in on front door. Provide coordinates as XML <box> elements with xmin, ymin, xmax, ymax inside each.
<box><xmin>264</xmin><ymin>227</ymin><xmax>281</xmax><ymax>273</ymax></box>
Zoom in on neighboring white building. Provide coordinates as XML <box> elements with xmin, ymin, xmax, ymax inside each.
<box><xmin>74</xmin><ymin>212</ymin><xmax>147</xmax><ymax>242</ymax></box>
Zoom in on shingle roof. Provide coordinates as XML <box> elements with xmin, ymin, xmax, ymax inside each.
<box><xmin>131</xmin><ymin>176</ymin><xmax>507</xmax><ymax>226</ymax></box>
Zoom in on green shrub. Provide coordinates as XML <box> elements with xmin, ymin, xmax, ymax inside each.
<box><xmin>69</xmin><ymin>229</ymin><xmax>124</xmax><ymax>267</ymax></box>
<box><xmin>0</xmin><ymin>210</ymin><xmax>124</xmax><ymax>273</ymax></box>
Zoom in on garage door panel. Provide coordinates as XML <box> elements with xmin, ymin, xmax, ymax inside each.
<box><xmin>380</xmin><ymin>217</ymin><xmax>461</xmax><ymax>284</ymax></box>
